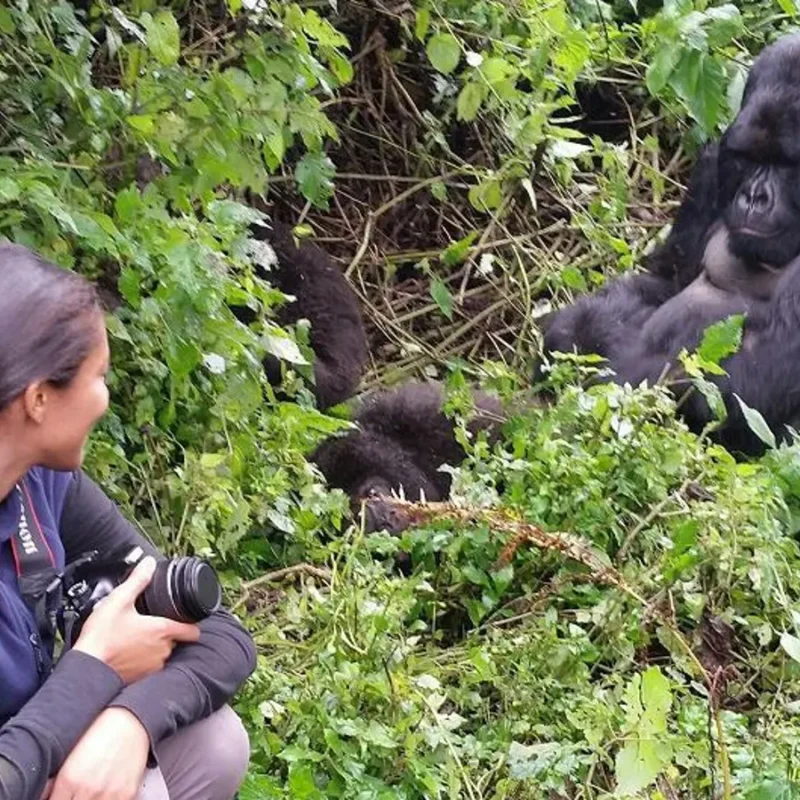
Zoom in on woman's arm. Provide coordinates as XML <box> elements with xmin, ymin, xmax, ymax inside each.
<box><xmin>59</xmin><ymin>471</ymin><xmax>257</xmax><ymax>749</ymax></box>
<box><xmin>0</xmin><ymin>650</ymin><xmax>123</xmax><ymax>799</ymax></box>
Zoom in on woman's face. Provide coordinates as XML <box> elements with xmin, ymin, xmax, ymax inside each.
<box><xmin>35</xmin><ymin>314</ymin><xmax>110</xmax><ymax>471</ymax></box>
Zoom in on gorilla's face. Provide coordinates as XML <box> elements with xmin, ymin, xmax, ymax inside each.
<box><xmin>354</xmin><ymin>477</ymin><xmax>412</xmax><ymax>534</ymax></box>
<box><xmin>718</xmin><ymin>148</ymin><xmax>800</xmax><ymax>268</ymax></box>
<box><xmin>718</xmin><ymin>37</ymin><xmax>800</xmax><ymax>269</ymax></box>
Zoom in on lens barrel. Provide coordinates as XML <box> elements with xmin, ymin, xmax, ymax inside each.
<box><xmin>136</xmin><ymin>556</ymin><xmax>222</xmax><ymax>622</ymax></box>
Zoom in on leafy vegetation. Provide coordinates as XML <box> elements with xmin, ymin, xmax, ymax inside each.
<box><xmin>3</xmin><ymin>0</ymin><xmax>800</xmax><ymax>796</ymax></box>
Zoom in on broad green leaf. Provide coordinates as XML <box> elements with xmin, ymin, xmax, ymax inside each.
<box><xmin>431</xmin><ymin>276</ymin><xmax>454</xmax><ymax>320</ymax></box>
<box><xmin>704</xmin><ymin>5</ymin><xmax>743</xmax><ymax>48</ymax></box>
<box><xmin>561</xmin><ymin>265</ymin><xmax>587</xmax><ymax>291</ymax></box>
<box><xmin>430</xmin><ymin>181</ymin><xmax>448</xmax><ymax>201</ymax></box>
<box><xmin>615</xmin><ymin>739</ymin><xmax>667</xmax><ymax>795</ymax></box>
<box><xmin>200</xmin><ymin>453</ymin><xmax>226</xmax><ymax>469</ymax></box>
<box><xmin>457</xmin><ymin>82</ymin><xmax>485</xmax><ymax>121</ymax></box>
<box><xmin>327</xmin><ymin>52</ymin><xmax>354</xmax><ymax>85</ymax></box>
<box><xmin>287</xmin><ymin>763</ymin><xmax>319</xmax><ymax>799</ymax></box>
<box><xmin>426</xmin><ymin>33</ymin><xmax>461</xmax><ymax>74</ymax></box>
<box><xmin>363</xmin><ymin>721</ymin><xmax>397</xmax><ymax>749</ymax></box>
<box><xmin>118</xmin><ymin>267</ymin><xmax>142</xmax><ymax>308</ymax></box>
<box><xmin>263</xmin><ymin>128</ymin><xmax>287</xmax><ymax>170</ymax></box>
<box><xmin>671</xmin><ymin>50</ymin><xmax>726</xmax><ymax>134</ymax></box>
<box><xmin>442</xmin><ymin>231</ymin><xmax>478</xmax><ymax>266</ymax></box>
<box><xmin>295</xmin><ymin>152</ymin><xmax>336</xmax><ymax>208</ymax></box>
<box><xmin>105</xmin><ymin>314</ymin><xmax>133</xmax><ymax>344</ymax></box>
<box><xmin>415</xmin><ymin>8</ymin><xmax>431</xmax><ymax>41</ymax></box>
<box><xmin>727</xmin><ymin>63</ymin><xmax>748</xmax><ymax>116</ymax></box>
<box><xmin>300</xmin><ymin>9</ymin><xmax>349</xmax><ymax>48</ymax></box>
<box><xmin>127</xmin><ymin>114</ymin><xmax>155</xmax><ymax>135</ymax></box>
<box><xmin>468</xmin><ymin>179</ymin><xmax>502</xmax><ymax>212</ymax></box>
<box><xmin>264</xmin><ymin>332</ymin><xmax>309</xmax><ymax>366</ymax></box>
<box><xmin>697</xmin><ymin>314</ymin><xmax>744</xmax><ymax>366</ymax></box>
<box><xmin>616</xmin><ymin>667</ymin><xmax>673</xmax><ymax>795</ymax></box>
<box><xmin>694</xmin><ymin>377</ymin><xmax>727</xmax><ymax>422</ymax></box>
<box><xmin>481</xmin><ymin>57</ymin><xmax>515</xmax><ymax>84</ymax></box>
<box><xmin>0</xmin><ymin>178</ymin><xmax>20</xmax><ymax>203</ymax></box>
<box><xmin>640</xmin><ymin>666</ymin><xmax>671</xmax><ymax>730</ymax></box>
<box><xmin>781</xmin><ymin>632</ymin><xmax>800</xmax><ymax>663</ymax></box>
<box><xmin>735</xmin><ymin>395</ymin><xmax>777</xmax><ymax>449</ymax></box>
<box><xmin>0</xmin><ymin>8</ymin><xmax>16</xmax><ymax>35</ymax></box>
<box><xmin>206</xmin><ymin>199</ymin><xmax>264</xmax><ymax>228</ymax></box>
<box><xmin>111</xmin><ymin>8</ymin><xmax>147</xmax><ymax>43</ymax></box>
<box><xmin>141</xmin><ymin>10</ymin><xmax>180</xmax><ymax>66</ymax></box>
<box><xmin>646</xmin><ymin>46</ymin><xmax>681</xmax><ymax>95</ymax></box>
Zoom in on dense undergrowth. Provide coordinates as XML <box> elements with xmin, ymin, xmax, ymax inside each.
<box><xmin>3</xmin><ymin>0</ymin><xmax>800</xmax><ymax>796</ymax></box>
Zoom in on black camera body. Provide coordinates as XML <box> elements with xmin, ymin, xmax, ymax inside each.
<box><xmin>61</xmin><ymin>546</ymin><xmax>222</xmax><ymax>647</ymax></box>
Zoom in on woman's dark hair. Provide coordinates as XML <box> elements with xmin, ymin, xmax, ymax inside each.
<box><xmin>0</xmin><ymin>242</ymin><xmax>102</xmax><ymax>411</ymax></box>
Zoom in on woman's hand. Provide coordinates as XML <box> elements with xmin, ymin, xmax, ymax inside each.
<box><xmin>46</xmin><ymin>708</ymin><xmax>150</xmax><ymax>800</ymax></box>
<box><xmin>73</xmin><ymin>556</ymin><xmax>201</xmax><ymax>684</ymax></box>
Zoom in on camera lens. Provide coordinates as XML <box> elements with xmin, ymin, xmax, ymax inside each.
<box><xmin>137</xmin><ymin>557</ymin><xmax>222</xmax><ymax>622</ymax></box>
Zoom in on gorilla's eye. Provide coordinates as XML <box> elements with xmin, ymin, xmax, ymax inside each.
<box><xmin>367</xmin><ymin>486</ymin><xmax>382</xmax><ymax>499</ymax></box>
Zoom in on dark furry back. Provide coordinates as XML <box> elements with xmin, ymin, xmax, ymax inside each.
<box><xmin>311</xmin><ymin>381</ymin><xmax>504</xmax><ymax>502</ymax></box>
<box><xmin>250</xmin><ymin>221</ymin><xmax>369</xmax><ymax>409</ymax></box>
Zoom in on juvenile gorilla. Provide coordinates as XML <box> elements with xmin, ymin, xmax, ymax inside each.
<box><xmin>310</xmin><ymin>382</ymin><xmax>504</xmax><ymax>534</ymax></box>
<box><xmin>542</xmin><ymin>33</ymin><xmax>800</xmax><ymax>455</ymax></box>
<box><xmin>235</xmin><ymin>221</ymin><xmax>369</xmax><ymax>410</ymax></box>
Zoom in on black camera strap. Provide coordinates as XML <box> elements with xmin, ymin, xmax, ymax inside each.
<box><xmin>10</xmin><ymin>480</ymin><xmax>62</xmax><ymax>673</ymax></box>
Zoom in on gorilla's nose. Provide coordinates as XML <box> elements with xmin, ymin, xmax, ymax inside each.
<box><xmin>738</xmin><ymin>173</ymin><xmax>774</xmax><ymax>216</ymax></box>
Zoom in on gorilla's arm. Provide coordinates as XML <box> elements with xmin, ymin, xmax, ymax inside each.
<box><xmin>541</xmin><ymin>144</ymin><xmax>720</xmax><ymax>362</ymax></box>
<box><xmin>542</xmin><ymin>272</ymin><xmax>677</xmax><ymax>360</ymax></box>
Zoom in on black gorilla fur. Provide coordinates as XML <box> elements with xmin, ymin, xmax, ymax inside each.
<box><xmin>310</xmin><ymin>382</ymin><xmax>503</xmax><ymax>534</ymax></box>
<box><xmin>542</xmin><ymin>33</ymin><xmax>800</xmax><ymax>455</ymax></box>
<box><xmin>235</xmin><ymin>221</ymin><xmax>369</xmax><ymax>410</ymax></box>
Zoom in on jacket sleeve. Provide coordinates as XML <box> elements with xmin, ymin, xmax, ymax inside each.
<box><xmin>59</xmin><ymin>470</ymin><xmax>257</xmax><ymax>751</ymax></box>
<box><xmin>0</xmin><ymin>650</ymin><xmax>123</xmax><ymax>800</ymax></box>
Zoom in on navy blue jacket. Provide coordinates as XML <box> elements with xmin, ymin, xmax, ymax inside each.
<box><xmin>0</xmin><ymin>468</ymin><xmax>257</xmax><ymax>799</ymax></box>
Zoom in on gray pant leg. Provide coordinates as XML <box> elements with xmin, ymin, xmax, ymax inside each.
<box><xmin>138</xmin><ymin>706</ymin><xmax>250</xmax><ymax>800</ymax></box>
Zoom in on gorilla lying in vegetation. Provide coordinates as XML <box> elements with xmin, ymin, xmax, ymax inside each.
<box><xmin>310</xmin><ymin>382</ymin><xmax>503</xmax><ymax>534</ymax></box>
<box><xmin>234</xmin><ymin>221</ymin><xmax>369</xmax><ymax>410</ymax></box>
<box><xmin>542</xmin><ymin>33</ymin><xmax>800</xmax><ymax>455</ymax></box>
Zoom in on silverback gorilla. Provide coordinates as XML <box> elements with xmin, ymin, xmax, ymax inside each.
<box><xmin>235</xmin><ymin>221</ymin><xmax>369</xmax><ymax>410</ymax></box>
<box><xmin>542</xmin><ymin>33</ymin><xmax>800</xmax><ymax>455</ymax></box>
<box><xmin>310</xmin><ymin>382</ymin><xmax>503</xmax><ymax>533</ymax></box>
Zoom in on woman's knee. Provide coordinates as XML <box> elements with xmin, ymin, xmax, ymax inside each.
<box><xmin>193</xmin><ymin>705</ymin><xmax>251</xmax><ymax>796</ymax></box>
<box><xmin>207</xmin><ymin>706</ymin><xmax>251</xmax><ymax>792</ymax></box>
<box><xmin>155</xmin><ymin>705</ymin><xmax>251</xmax><ymax>800</ymax></box>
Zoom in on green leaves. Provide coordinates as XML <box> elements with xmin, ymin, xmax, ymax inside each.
<box><xmin>457</xmin><ymin>82</ymin><xmax>486</xmax><ymax>121</ymax></box>
<box><xmin>696</xmin><ymin>314</ymin><xmax>744</xmax><ymax>373</ymax></box>
<box><xmin>736</xmin><ymin>396</ymin><xmax>777</xmax><ymax>450</ymax></box>
<box><xmin>645</xmin><ymin>3</ymin><xmax>743</xmax><ymax>133</ymax></box>
<box><xmin>295</xmin><ymin>152</ymin><xmax>336</xmax><ymax>208</ymax></box>
<box><xmin>780</xmin><ymin>632</ymin><xmax>800</xmax><ymax>663</ymax></box>
<box><xmin>141</xmin><ymin>10</ymin><xmax>180</xmax><ymax>66</ymax></box>
<box><xmin>468</xmin><ymin>178</ymin><xmax>503</xmax><ymax>212</ymax></box>
<box><xmin>615</xmin><ymin>667</ymin><xmax>673</xmax><ymax>795</ymax></box>
<box><xmin>426</xmin><ymin>33</ymin><xmax>461</xmax><ymax>74</ymax></box>
<box><xmin>682</xmin><ymin>315</ymin><xmax>744</xmax><ymax>383</ymax></box>
<box><xmin>671</xmin><ymin>50</ymin><xmax>727</xmax><ymax>134</ymax></box>
<box><xmin>430</xmin><ymin>276</ymin><xmax>454</xmax><ymax>320</ymax></box>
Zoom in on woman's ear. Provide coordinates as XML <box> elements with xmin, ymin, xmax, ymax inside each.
<box><xmin>22</xmin><ymin>381</ymin><xmax>48</xmax><ymax>424</ymax></box>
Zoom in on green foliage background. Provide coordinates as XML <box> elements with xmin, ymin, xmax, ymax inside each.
<box><xmin>3</xmin><ymin>0</ymin><xmax>800</xmax><ymax>796</ymax></box>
